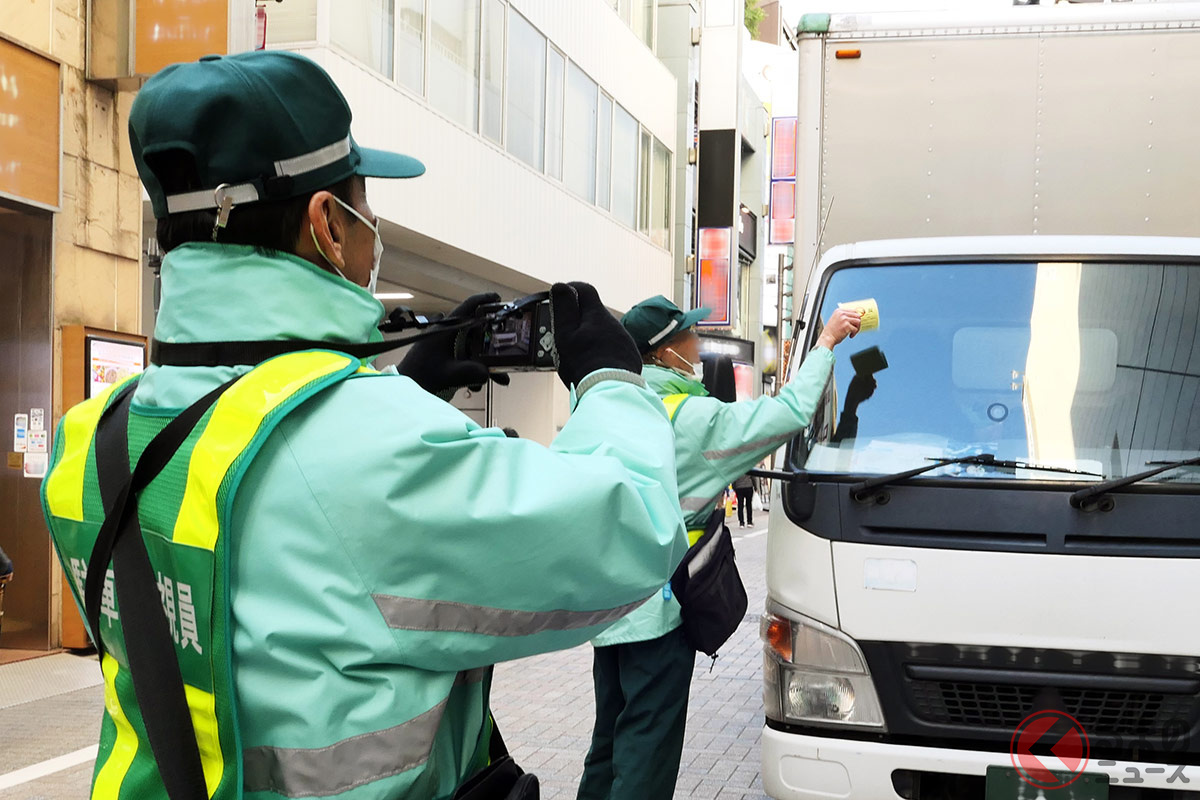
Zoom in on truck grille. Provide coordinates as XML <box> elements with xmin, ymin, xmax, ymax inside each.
<box><xmin>909</xmin><ymin>679</ymin><xmax>1194</xmax><ymax>736</ymax></box>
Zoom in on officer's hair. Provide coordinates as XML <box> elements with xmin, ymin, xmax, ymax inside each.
<box><xmin>147</xmin><ymin>150</ymin><xmax>355</xmax><ymax>254</ymax></box>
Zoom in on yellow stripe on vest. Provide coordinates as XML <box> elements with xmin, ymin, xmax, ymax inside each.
<box><xmin>173</xmin><ymin>352</ymin><xmax>354</xmax><ymax>551</ymax></box>
<box><xmin>186</xmin><ymin>684</ymin><xmax>224</xmax><ymax>797</ymax></box>
<box><xmin>44</xmin><ymin>379</ymin><xmax>134</xmax><ymax>523</ymax></box>
<box><xmin>93</xmin><ymin>655</ymin><xmax>139</xmax><ymax>799</ymax></box>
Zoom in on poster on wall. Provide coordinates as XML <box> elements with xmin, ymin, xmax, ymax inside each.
<box><xmin>86</xmin><ymin>337</ymin><xmax>146</xmax><ymax>399</ymax></box>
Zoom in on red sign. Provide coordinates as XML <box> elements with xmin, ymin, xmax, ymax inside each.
<box><xmin>770</xmin><ymin>182</ymin><xmax>795</xmax><ymax>245</ymax></box>
<box><xmin>1010</xmin><ymin>711</ymin><xmax>1091</xmax><ymax>790</ymax></box>
<box><xmin>697</xmin><ymin>227</ymin><xmax>732</xmax><ymax>326</ymax></box>
<box><xmin>771</xmin><ymin>117</ymin><xmax>797</xmax><ymax>180</ymax></box>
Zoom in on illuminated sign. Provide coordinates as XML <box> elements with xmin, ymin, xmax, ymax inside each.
<box><xmin>697</xmin><ymin>227</ymin><xmax>732</xmax><ymax>326</ymax></box>
<box><xmin>769</xmin><ymin>117</ymin><xmax>797</xmax><ymax>245</ymax></box>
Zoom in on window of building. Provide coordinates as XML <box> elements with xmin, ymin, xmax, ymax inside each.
<box><xmin>631</xmin><ymin>0</ymin><xmax>655</xmax><ymax>49</ymax></box>
<box><xmin>564</xmin><ymin>63</ymin><xmax>598</xmax><ymax>203</ymax></box>
<box><xmin>506</xmin><ymin>11</ymin><xmax>545</xmax><ymax>170</ymax></box>
<box><xmin>395</xmin><ymin>0</ymin><xmax>425</xmax><ymax>93</ymax></box>
<box><xmin>612</xmin><ymin>103</ymin><xmax>638</xmax><ymax>228</ymax></box>
<box><xmin>428</xmin><ymin>0</ymin><xmax>480</xmax><ymax>130</ymax></box>
<box><xmin>597</xmin><ymin>94</ymin><xmax>613</xmax><ymax>211</ymax></box>
<box><xmin>481</xmin><ymin>0</ymin><xmax>505</xmax><ymax>143</ymax></box>
<box><xmin>651</xmin><ymin>136</ymin><xmax>670</xmax><ymax>249</ymax></box>
<box><xmin>265</xmin><ymin>0</ymin><xmax>317</xmax><ymax>44</ymax></box>
<box><xmin>332</xmin><ymin>0</ymin><xmax>395</xmax><ymax>78</ymax></box>
<box><xmin>637</xmin><ymin>128</ymin><xmax>651</xmax><ymax>234</ymax></box>
<box><xmin>607</xmin><ymin>0</ymin><xmax>655</xmax><ymax>49</ymax></box>
<box><xmin>545</xmin><ymin>46</ymin><xmax>565</xmax><ymax>180</ymax></box>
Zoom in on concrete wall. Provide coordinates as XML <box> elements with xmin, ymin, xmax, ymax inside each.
<box><xmin>46</xmin><ymin>3</ymin><xmax>145</xmax><ymax>421</ymax></box>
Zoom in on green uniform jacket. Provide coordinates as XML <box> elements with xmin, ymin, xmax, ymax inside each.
<box><xmin>591</xmin><ymin>352</ymin><xmax>835</xmax><ymax>648</ymax></box>
<box><xmin>64</xmin><ymin>243</ymin><xmax>690</xmax><ymax>799</ymax></box>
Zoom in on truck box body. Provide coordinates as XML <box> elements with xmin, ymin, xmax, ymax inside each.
<box><xmin>765</xmin><ymin>7</ymin><xmax>1200</xmax><ymax>799</ymax></box>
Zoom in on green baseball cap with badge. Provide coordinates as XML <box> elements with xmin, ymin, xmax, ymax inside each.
<box><xmin>621</xmin><ymin>296</ymin><xmax>712</xmax><ymax>354</ymax></box>
<box><xmin>129</xmin><ymin>50</ymin><xmax>424</xmax><ymax>219</ymax></box>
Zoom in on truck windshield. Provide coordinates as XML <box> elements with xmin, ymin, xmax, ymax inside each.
<box><xmin>796</xmin><ymin>260</ymin><xmax>1200</xmax><ymax>485</ymax></box>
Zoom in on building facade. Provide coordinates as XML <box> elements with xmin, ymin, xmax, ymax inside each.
<box><xmin>262</xmin><ymin>0</ymin><xmax>678</xmax><ymax>441</ymax></box>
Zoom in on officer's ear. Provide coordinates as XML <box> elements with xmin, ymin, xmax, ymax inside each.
<box><xmin>299</xmin><ymin>190</ymin><xmax>349</xmax><ymax>272</ymax></box>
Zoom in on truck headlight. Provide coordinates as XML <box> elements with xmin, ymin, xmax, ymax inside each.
<box><xmin>761</xmin><ymin>606</ymin><xmax>885</xmax><ymax>728</ymax></box>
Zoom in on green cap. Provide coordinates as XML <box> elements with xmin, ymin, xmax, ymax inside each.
<box><xmin>129</xmin><ymin>50</ymin><xmax>425</xmax><ymax>219</ymax></box>
<box><xmin>620</xmin><ymin>295</ymin><xmax>712</xmax><ymax>354</ymax></box>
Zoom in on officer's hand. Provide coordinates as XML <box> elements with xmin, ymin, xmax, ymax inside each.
<box><xmin>550</xmin><ymin>282</ymin><xmax>641</xmax><ymax>389</ymax></box>
<box><xmin>397</xmin><ymin>293</ymin><xmax>511</xmax><ymax>397</ymax></box>
<box><xmin>816</xmin><ymin>308</ymin><xmax>862</xmax><ymax>350</ymax></box>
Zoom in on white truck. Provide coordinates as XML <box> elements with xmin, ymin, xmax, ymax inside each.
<box><xmin>763</xmin><ymin>5</ymin><xmax>1200</xmax><ymax>799</ymax></box>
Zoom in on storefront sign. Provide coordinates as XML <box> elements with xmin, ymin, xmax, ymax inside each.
<box><xmin>135</xmin><ymin>0</ymin><xmax>230</xmax><ymax>76</ymax></box>
<box><xmin>0</xmin><ymin>38</ymin><xmax>60</xmax><ymax>208</ymax></box>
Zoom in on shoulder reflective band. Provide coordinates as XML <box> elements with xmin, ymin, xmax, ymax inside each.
<box><xmin>173</xmin><ymin>351</ymin><xmax>357</xmax><ymax>551</ymax></box>
<box><xmin>662</xmin><ymin>393</ymin><xmax>690</xmax><ymax>422</ymax></box>
<box><xmin>45</xmin><ymin>377</ymin><xmax>138</xmax><ymax>523</ymax></box>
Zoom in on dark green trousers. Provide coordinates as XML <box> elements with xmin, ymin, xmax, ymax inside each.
<box><xmin>576</xmin><ymin>626</ymin><xmax>695</xmax><ymax>800</ymax></box>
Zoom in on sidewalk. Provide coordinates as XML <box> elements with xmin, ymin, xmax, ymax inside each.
<box><xmin>0</xmin><ymin>511</ymin><xmax>774</xmax><ymax>800</ymax></box>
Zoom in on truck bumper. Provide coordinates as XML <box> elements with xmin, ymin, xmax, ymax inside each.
<box><xmin>761</xmin><ymin>726</ymin><xmax>1200</xmax><ymax>799</ymax></box>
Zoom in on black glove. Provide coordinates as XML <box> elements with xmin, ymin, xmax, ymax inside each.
<box><xmin>550</xmin><ymin>282</ymin><xmax>641</xmax><ymax>389</ymax></box>
<box><xmin>397</xmin><ymin>293</ymin><xmax>511</xmax><ymax>396</ymax></box>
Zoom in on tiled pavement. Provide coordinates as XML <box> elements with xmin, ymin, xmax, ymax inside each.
<box><xmin>0</xmin><ymin>512</ymin><xmax>774</xmax><ymax>800</ymax></box>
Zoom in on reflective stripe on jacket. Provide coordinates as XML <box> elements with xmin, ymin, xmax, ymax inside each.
<box><xmin>591</xmin><ymin>353</ymin><xmax>835</xmax><ymax>648</ymax></box>
<box><xmin>43</xmin><ymin>242</ymin><xmax>689</xmax><ymax>800</ymax></box>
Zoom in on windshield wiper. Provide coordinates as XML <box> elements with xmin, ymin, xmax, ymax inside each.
<box><xmin>850</xmin><ymin>453</ymin><xmax>998</xmax><ymax>502</ymax></box>
<box><xmin>850</xmin><ymin>454</ymin><xmax>1103</xmax><ymax>503</ymax></box>
<box><xmin>1069</xmin><ymin>456</ymin><xmax>1200</xmax><ymax>510</ymax></box>
<box><xmin>939</xmin><ymin>457</ymin><xmax>1103</xmax><ymax>478</ymax></box>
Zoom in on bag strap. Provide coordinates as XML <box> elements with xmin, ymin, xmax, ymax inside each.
<box><xmin>85</xmin><ymin>377</ymin><xmax>237</xmax><ymax>639</ymax></box>
<box><xmin>150</xmin><ymin>319</ymin><xmax>476</xmax><ymax>368</ymax></box>
<box><xmin>85</xmin><ymin>376</ymin><xmax>240</xmax><ymax>800</ymax></box>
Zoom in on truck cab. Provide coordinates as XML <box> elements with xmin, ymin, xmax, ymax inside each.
<box><xmin>762</xmin><ymin>235</ymin><xmax>1200</xmax><ymax>799</ymax></box>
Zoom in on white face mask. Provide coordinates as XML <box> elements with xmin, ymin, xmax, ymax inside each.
<box><xmin>665</xmin><ymin>347</ymin><xmax>704</xmax><ymax>383</ymax></box>
<box><xmin>309</xmin><ymin>194</ymin><xmax>383</xmax><ymax>295</ymax></box>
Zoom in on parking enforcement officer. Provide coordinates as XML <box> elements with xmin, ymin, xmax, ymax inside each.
<box><xmin>576</xmin><ymin>295</ymin><xmax>860</xmax><ymax>800</ymax></box>
<box><xmin>42</xmin><ymin>51</ymin><xmax>688</xmax><ymax>800</ymax></box>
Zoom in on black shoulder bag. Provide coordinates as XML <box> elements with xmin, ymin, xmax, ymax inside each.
<box><xmin>670</xmin><ymin>508</ymin><xmax>749</xmax><ymax>659</ymax></box>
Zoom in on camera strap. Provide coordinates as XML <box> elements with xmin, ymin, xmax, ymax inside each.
<box><xmin>151</xmin><ymin>319</ymin><xmax>476</xmax><ymax>368</ymax></box>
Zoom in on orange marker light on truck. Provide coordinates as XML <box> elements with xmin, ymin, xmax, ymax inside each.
<box><xmin>835</xmin><ymin>49</ymin><xmax>862</xmax><ymax>59</ymax></box>
<box><xmin>762</xmin><ymin>614</ymin><xmax>792</xmax><ymax>661</ymax></box>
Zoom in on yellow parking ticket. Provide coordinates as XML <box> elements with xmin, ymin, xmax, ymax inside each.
<box><xmin>838</xmin><ymin>298</ymin><xmax>880</xmax><ymax>332</ymax></box>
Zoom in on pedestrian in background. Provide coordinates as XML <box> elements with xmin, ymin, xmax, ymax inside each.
<box><xmin>574</xmin><ymin>295</ymin><xmax>861</xmax><ymax>800</ymax></box>
<box><xmin>0</xmin><ymin>543</ymin><xmax>12</xmax><ymax>644</ymax></box>
<box><xmin>733</xmin><ymin>472</ymin><xmax>757</xmax><ymax>528</ymax></box>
